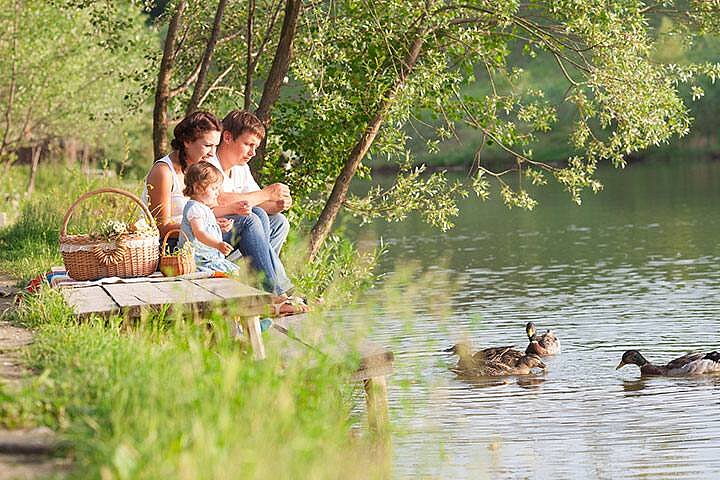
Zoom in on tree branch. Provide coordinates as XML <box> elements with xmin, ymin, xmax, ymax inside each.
<box><xmin>170</xmin><ymin>60</ymin><xmax>202</xmax><ymax>97</ymax></box>
<box><xmin>252</xmin><ymin>0</ymin><xmax>304</xmax><ymax>178</ymax></box>
<box><xmin>198</xmin><ymin>65</ymin><xmax>234</xmax><ymax>108</ymax></box>
<box><xmin>186</xmin><ymin>0</ymin><xmax>229</xmax><ymax>115</ymax></box>
<box><xmin>309</xmin><ymin>27</ymin><xmax>428</xmax><ymax>259</ymax></box>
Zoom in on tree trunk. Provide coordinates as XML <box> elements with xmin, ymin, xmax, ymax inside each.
<box><xmin>26</xmin><ymin>145</ymin><xmax>41</xmax><ymax>195</ymax></box>
<box><xmin>1</xmin><ymin>0</ymin><xmax>21</xmax><ymax>157</ymax></box>
<box><xmin>81</xmin><ymin>147</ymin><xmax>90</xmax><ymax>174</ymax></box>
<box><xmin>308</xmin><ymin>34</ymin><xmax>426</xmax><ymax>260</ymax></box>
<box><xmin>251</xmin><ymin>0</ymin><xmax>303</xmax><ymax>179</ymax></box>
<box><xmin>64</xmin><ymin>138</ymin><xmax>78</xmax><ymax>166</ymax></box>
<box><xmin>244</xmin><ymin>0</ymin><xmax>256</xmax><ymax>110</ymax></box>
<box><xmin>186</xmin><ymin>0</ymin><xmax>229</xmax><ymax>115</ymax></box>
<box><xmin>153</xmin><ymin>0</ymin><xmax>188</xmax><ymax>159</ymax></box>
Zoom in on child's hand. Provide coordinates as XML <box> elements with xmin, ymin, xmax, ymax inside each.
<box><xmin>217</xmin><ymin>217</ymin><xmax>234</xmax><ymax>233</ymax></box>
<box><xmin>216</xmin><ymin>241</ymin><xmax>233</xmax><ymax>255</ymax></box>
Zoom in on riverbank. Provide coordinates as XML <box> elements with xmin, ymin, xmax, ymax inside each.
<box><xmin>371</xmin><ymin>137</ymin><xmax>720</xmax><ymax>175</ymax></box>
<box><xmin>0</xmin><ymin>276</ymin><xmax>70</xmax><ymax>479</ymax></box>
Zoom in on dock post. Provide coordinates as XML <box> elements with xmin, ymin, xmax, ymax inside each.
<box><xmin>364</xmin><ymin>375</ymin><xmax>389</xmax><ymax>436</ymax></box>
<box><xmin>238</xmin><ymin>315</ymin><xmax>266</xmax><ymax>360</ymax></box>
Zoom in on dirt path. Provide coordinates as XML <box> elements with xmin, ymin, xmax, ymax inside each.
<box><xmin>0</xmin><ymin>276</ymin><xmax>70</xmax><ymax>479</ymax></box>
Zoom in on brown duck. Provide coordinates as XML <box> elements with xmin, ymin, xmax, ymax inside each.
<box><xmin>616</xmin><ymin>350</ymin><xmax>720</xmax><ymax>376</ymax></box>
<box><xmin>444</xmin><ymin>342</ymin><xmax>546</xmax><ymax>376</ymax></box>
<box><xmin>525</xmin><ymin>322</ymin><xmax>561</xmax><ymax>356</ymax></box>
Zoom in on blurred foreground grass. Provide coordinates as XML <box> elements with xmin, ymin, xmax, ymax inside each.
<box><xmin>1</xmin><ymin>288</ymin><xmax>387</xmax><ymax>479</ymax></box>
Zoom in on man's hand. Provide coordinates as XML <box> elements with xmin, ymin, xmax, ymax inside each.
<box><xmin>229</xmin><ymin>200</ymin><xmax>251</xmax><ymax>216</ymax></box>
<box><xmin>217</xmin><ymin>217</ymin><xmax>234</xmax><ymax>233</ymax></box>
<box><xmin>275</xmin><ymin>197</ymin><xmax>292</xmax><ymax>211</ymax></box>
<box><xmin>215</xmin><ymin>241</ymin><xmax>233</xmax><ymax>255</ymax></box>
<box><xmin>263</xmin><ymin>183</ymin><xmax>291</xmax><ymax>202</ymax></box>
<box><xmin>262</xmin><ymin>183</ymin><xmax>292</xmax><ymax>212</ymax></box>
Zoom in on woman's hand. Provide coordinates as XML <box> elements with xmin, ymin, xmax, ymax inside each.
<box><xmin>216</xmin><ymin>217</ymin><xmax>234</xmax><ymax>233</ymax></box>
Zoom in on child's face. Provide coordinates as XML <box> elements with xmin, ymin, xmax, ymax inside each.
<box><xmin>195</xmin><ymin>181</ymin><xmax>222</xmax><ymax>207</ymax></box>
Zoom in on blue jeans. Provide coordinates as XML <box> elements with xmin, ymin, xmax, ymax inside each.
<box><xmin>222</xmin><ymin>209</ymin><xmax>292</xmax><ymax>295</ymax></box>
<box><xmin>252</xmin><ymin>208</ymin><xmax>290</xmax><ymax>255</ymax></box>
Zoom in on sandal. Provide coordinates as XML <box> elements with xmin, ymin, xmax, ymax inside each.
<box><xmin>269</xmin><ymin>298</ymin><xmax>310</xmax><ymax>317</ymax></box>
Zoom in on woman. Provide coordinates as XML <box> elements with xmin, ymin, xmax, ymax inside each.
<box><xmin>142</xmin><ymin>111</ymin><xmax>225</xmax><ymax>245</ymax></box>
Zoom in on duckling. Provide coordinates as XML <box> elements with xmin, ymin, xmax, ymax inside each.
<box><xmin>616</xmin><ymin>350</ymin><xmax>720</xmax><ymax>376</ymax></box>
<box><xmin>525</xmin><ymin>322</ymin><xmax>561</xmax><ymax>356</ymax></box>
<box><xmin>444</xmin><ymin>342</ymin><xmax>546</xmax><ymax>376</ymax></box>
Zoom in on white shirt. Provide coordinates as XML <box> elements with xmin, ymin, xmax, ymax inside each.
<box><xmin>209</xmin><ymin>156</ymin><xmax>260</xmax><ymax>194</ymax></box>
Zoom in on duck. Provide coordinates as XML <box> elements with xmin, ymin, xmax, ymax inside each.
<box><xmin>616</xmin><ymin>349</ymin><xmax>720</xmax><ymax>376</ymax></box>
<box><xmin>444</xmin><ymin>342</ymin><xmax>546</xmax><ymax>376</ymax></box>
<box><xmin>525</xmin><ymin>322</ymin><xmax>561</xmax><ymax>356</ymax></box>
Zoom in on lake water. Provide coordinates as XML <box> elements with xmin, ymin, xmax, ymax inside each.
<box><xmin>349</xmin><ymin>159</ymin><xmax>720</xmax><ymax>479</ymax></box>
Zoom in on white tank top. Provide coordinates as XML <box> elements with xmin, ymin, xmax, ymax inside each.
<box><xmin>141</xmin><ymin>155</ymin><xmax>187</xmax><ymax>224</ymax></box>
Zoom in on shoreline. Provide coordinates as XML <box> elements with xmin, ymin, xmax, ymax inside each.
<box><xmin>370</xmin><ymin>151</ymin><xmax>720</xmax><ymax>176</ymax></box>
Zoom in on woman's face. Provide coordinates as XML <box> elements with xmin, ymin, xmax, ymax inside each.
<box><xmin>184</xmin><ymin>130</ymin><xmax>221</xmax><ymax>165</ymax></box>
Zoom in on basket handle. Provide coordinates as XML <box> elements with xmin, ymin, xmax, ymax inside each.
<box><xmin>162</xmin><ymin>228</ymin><xmax>191</xmax><ymax>255</ymax></box>
<box><xmin>60</xmin><ymin>187</ymin><xmax>156</xmax><ymax>238</ymax></box>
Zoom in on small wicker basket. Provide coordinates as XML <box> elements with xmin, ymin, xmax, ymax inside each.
<box><xmin>159</xmin><ymin>229</ymin><xmax>196</xmax><ymax>277</ymax></box>
<box><xmin>59</xmin><ymin>188</ymin><xmax>159</xmax><ymax>281</ymax></box>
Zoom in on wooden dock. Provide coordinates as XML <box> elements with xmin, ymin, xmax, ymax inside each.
<box><xmin>59</xmin><ymin>276</ymin><xmax>273</xmax><ymax>362</ymax></box>
<box><xmin>60</xmin><ymin>277</ymin><xmax>270</xmax><ymax>318</ymax></box>
<box><xmin>57</xmin><ymin>275</ymin><xmax>393</xmax><ymax>434</ymax></box>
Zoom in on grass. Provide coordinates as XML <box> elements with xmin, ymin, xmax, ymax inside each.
<box><xmin>2</xmin><ymin>289</ymin><xmax>385</xmax><ymax>479</ymax></box>
<box><xmin>0</xmin><ymin>164</ymin><xmax>392</xmax><ymax>479</ymax></box>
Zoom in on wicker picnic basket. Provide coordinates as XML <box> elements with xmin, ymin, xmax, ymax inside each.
<box><xmin>59</xmin><ymin>188</ymin><xmax>159</xmax><ymax>281</ymax></box>
<box><xmin>159</xmin><ymin>229</ymin><xmax>196</xmax><ymax>277</ymax></box>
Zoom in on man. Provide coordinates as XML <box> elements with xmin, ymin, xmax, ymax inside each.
<box><xmin>210</xmin><ymin>109</ymin><xmax>292</xmax><ymax>255</ymax></box>
<box><xmin>210</xmin><ymin>110</ymin><xmax>306</xmax><ymax>315</ymax></box>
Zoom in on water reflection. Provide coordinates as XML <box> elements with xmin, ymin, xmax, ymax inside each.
<box><xmin>348</xmin><ymin>161</ymin><xmax>720</xmax><ymax>478</ymax></box>
<box><xmin>622</xmin><ymin>378</ymin><xmax>649</xmax><ymax>393</ymax></box>
<box><xmin>450</xmin><ymin>374</ymin><xmax>546</xmax><ymax>391</ymax></box>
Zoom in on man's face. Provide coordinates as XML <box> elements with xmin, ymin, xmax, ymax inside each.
<box><xmin>225</xmin><ymin>131</ymin><xmax>262</xmax><ymax>166</ymax></box>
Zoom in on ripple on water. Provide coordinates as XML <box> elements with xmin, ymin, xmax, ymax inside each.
<box><xmin>349</xmin><ymin>163</ymin><xmax>720</xmax><ymax>478</ymax></box>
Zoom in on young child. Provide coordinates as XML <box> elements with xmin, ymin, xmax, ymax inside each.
<box><xmin>179</xmin><ymin>161</ymin><xmax>238</xmax><ymax>273</ymax></box>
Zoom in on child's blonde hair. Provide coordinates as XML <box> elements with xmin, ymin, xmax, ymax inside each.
<box><xmin>183</xmin><ymin>161</ymin><xmax>222</xmax><ymax>197</ymax></box>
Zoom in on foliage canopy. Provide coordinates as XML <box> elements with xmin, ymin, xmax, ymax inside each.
<box><xmin>2</xmin><ymin>0</ymin><xmax>720</xmax><ymax>250</ymax></box>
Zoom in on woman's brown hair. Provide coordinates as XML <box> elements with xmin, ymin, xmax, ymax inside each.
<box><xmin>170</xmin><ymin>111</ymin><xmax>221</xmax><ymax>172</ymax></box>
<box><xmin>183</xmin><ymin>161</ymin><xmax>223</xmax><ymax>197</ymax></box>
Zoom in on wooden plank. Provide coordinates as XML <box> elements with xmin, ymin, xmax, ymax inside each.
<box><xmin>59</xmin><ymin>278</ymin><xmax>271</xmax><ymax>317</ymax></box>
<box><xmin>269</xmin><ymin>315</ymin><xmax>394</xmax><ymax>380</ymax></box>
<box><xmin>102</xmin><ymin>280</ymin><xmax>224</xmax><ymax>308</ymax></box>
<box><xmin>61</xmin><ymin>286</ymin><xmax>119</xmax><ymax>315</ymax></box>
<box><xmin>190</xmin><ymin>278</ymin><xmax>267</xmax><ymax>301</ymax></box>
<box><xmin>190</xmin><ymin>278</ymin><xmax>270</xmax><ymax>315</ymax></box>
